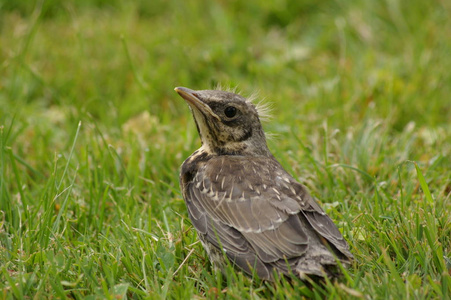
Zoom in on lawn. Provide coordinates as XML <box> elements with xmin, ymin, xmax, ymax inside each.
<box><xmin>1</xmin><ymin>0</ymin><xmax>450</xmax><ymax>298</ymax></box>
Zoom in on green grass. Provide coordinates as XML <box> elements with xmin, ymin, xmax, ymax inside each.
<box><xmin>1</xmin><ymin>0</ymin><xmax>450</xmax><ymax>298</ymax></box>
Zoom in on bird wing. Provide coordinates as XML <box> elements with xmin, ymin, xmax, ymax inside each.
<box><xmin>182</xmin><ymin>155</ymin><xmax>352</xmax><ymax>272</ymax></box>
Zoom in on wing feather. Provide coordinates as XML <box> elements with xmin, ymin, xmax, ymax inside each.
<box><xmin>181</xmin><ymin>155</ymin><xmax>352</xmax><ymax>278</ymax></box>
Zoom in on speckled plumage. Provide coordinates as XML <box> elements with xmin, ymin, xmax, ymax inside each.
<box><xmin>175</xmin><ymin>87</ymin><xmax>353</xmax><ymax>281</ymax></box>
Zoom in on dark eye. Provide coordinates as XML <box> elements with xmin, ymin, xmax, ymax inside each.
<box><xmin>224</xmin><ymin>106</ymin><xmax>237</xmax><ymax>118</ymax></box>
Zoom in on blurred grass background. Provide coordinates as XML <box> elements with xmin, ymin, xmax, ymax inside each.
<box><xmin>1</xmin><ymin>0</ymin><xmax>450</xmax><ymax>298</ymax></box>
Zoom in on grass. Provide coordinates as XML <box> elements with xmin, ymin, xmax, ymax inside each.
<box><xmin>1</xmin><ymin>0</ymin><xmax>450</xmax><ymax>298</ymax></box>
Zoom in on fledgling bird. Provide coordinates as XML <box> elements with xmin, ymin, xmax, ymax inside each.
<box><xmin>175</xmin><ymin>86</ymin><xmax>353</xmax><ymax>281</ymax></box>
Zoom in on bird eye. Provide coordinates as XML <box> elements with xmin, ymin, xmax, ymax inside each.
<box><xmin>224</xmin><ymin>106</ymin><xmax>237</xmax><ymax>118</ymax></box>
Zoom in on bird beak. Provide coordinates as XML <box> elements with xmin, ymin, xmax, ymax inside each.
<box><xmin>175</xmin><ymin>87</ymin><xmax>220</xmax><ymax>120</ymax></box>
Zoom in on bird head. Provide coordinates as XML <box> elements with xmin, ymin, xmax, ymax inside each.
<box><xmin>175</xmin><ymin>87</ymin><xmax>271</xmax><ymax>156</ymax></box>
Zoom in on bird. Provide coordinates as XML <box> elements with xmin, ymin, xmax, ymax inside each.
<box><xmin>174</xmin><ymin>86</ymin><xmax>353</xmax><ymax>281</ymax></box>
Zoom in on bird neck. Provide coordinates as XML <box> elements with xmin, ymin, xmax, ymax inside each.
<box><xmin>202</xmin><ymin>136</ymin><xmax>272</xmax><ymax>157</ymax></box>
